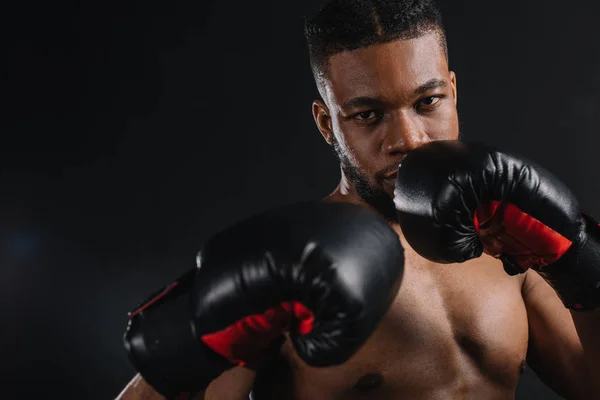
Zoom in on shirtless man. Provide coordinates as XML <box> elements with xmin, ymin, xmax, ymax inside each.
<box><xmin>116</xmin><ymin>0</ymin><xmax>600</xmax><ymax>399</ymax></box>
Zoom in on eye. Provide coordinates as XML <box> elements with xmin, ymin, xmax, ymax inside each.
<box><xmin>420</xmin><ymin>96</ymin><xmax>441</xmax><ymax>106</ymax></box>
<box><xmin>354</xmin><ymin>110</ymin><xmax>377</xmax><ymax>121</ymax></box>
<box><xmin>352</xmin><ymin>110</ymin><xmax>384</xmax><ymax>125</ymax></box>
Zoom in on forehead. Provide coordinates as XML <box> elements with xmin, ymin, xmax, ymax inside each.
<box><xmin>325</xmin><ymin>32</ymin><xmax>448</xmax><ymax>105</ymax></box>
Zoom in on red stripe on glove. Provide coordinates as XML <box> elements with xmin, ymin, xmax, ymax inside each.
<box><xmin>475</xmin><ymin>201</ymin><xmax>572</xmax><ymax>270</ymax></box>
<box><xmin>201</xmin><ymin>301</ymin><xmax>314</xmax><ymax>368</ymax></box>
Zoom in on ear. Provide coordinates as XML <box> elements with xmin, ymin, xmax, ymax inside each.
<box><xmin>312</xmin><ymin>99</ymin><xmax>333</xmax><ymax>145</ymax></box>
<box><xmin>449</xmin><ymin>71</ymin><xmax>458</xmax><ymax>106</ymax></box>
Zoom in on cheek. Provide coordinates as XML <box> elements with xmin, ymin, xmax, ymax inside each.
<box><xmin>425</xmin><ymin>103</ymin><xmax>459</xmax><ymax>140</ymax></box>
<box><xmin>335</xmin><ymin>124</ymin><xmax>381</xmax><ymax>170</ymax></box>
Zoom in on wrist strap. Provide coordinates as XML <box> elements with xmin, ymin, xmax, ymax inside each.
<box><xmin>124</xmin><ymin>268</ymin><xmax>234</xmax><ymax>397</ymax></box>
<box><xmin>538</xmin><ymin>212</ymin><xmax>600</xmax><ymax>311</ymax></box>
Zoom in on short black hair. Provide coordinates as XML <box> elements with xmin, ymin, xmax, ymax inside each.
<box><xmin>304</xmin><ymin>0</ymin><xmax>447</xmax><ymax>93</ymax></box>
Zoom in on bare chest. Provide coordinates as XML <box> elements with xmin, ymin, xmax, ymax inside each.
<box><xmin>272</xmin><ymin>250</ymin><xmax>530</xmax><ymax>399</ymax></box>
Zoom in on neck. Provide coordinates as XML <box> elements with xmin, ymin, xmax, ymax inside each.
<box><xmin>336</xmin><ymin>172</ymin><xmax>358</xmax><ymax>197</ymax></box>
<box><xmin>324</xmin><ymin>171</ymin><xmax>401</xmax><ymax>231</ymax></box>
<box><xmin>324</xmin><ymin>171</ymin><xmax>362</xmax><ymax>205</ymax></box>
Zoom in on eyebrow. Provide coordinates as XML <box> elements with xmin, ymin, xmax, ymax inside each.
<box><xmin>341</xmin><ymin>78</ymin><xmax>448</xmax><ymax>111</ymax></box>
<box><xmin>414</xmin><ymin>78</ymin><xmax>447</xmax><ymax>95</ymax></box>
<box><xmin>341</xmin><ymin>96</ymin><xmax>386</xmax><ymax>110</ymax></box>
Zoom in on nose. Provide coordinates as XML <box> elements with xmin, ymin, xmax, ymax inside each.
<box><xmin>382</xmin><ymin>111</ymin><xmax>430</xmax><ymax>155</ymax></box>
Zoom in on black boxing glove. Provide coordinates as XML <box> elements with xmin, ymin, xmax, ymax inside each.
<box><xmin>124</xmin><ymin>200</ymin><xmax>404</xmax><ymax>398</ymax></box>
<box><xmin>393</xmin><ymin>140</ymin><xmax>600</xmax><ymax>311</ymax></box>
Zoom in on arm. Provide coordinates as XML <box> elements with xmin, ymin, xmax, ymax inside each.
<box><xmin>522</xmin><ymin>269</ymin><xmax>597</xmax><ymax>399</ymax></box>
<box><xmin>122</xmin><ymin>201</ymin><xmax>403</xmax><ymax>399</ymax></box>
<box><xmin>115</xmin><ymin>367</ymin><xmax>256</xmax><ymax>400</ymax></box>
<box><xmin>116</xmin><ymin>374</ymin><xmax>173</xmax><ymax>400</ymax></box>
<box><xmin>569</xmin><ymin>308</ymin><xmax>600</xmax><ymax>389</ymax></box>
<box><xmin>392</xmin><ymin>140</ymin><xmax>600</xmax><ymax>395</ymax></box>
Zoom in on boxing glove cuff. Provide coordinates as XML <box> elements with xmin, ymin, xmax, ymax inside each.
<box><xmin>123</xmin><ymin>268</ymin><xmax>235</xmax><ymax>399</ymax></box>
<box><xmin>537</xmin><ymin>212</ymin><xmax>600</xmax><ymax>311</ymax></box>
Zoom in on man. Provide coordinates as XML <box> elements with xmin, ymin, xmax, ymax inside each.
<box><xmin>117</xmin><ymin>0</ymin><xmax>600</xmax><ymax>399</ymax></box>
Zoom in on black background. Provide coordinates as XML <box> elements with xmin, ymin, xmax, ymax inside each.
<box><xmin>3</xmin><ymin>0</ymin><xmax>599</xmax><ymax>398</ymax></box>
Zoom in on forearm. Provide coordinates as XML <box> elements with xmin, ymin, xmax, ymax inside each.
<box><xmin>115</xmin><ymin>374</ymin><xmax>205</xmax><ymax>400</ymax></box>
<box><xmin>548</xmin><ymin>211</ymin><xmax>600</xmax><ymax>385</ymax></box>
<box><xmin>568</xmin><ymin>213</ymin><xmax>600</xmax><ymax>383</ymax></box>
<box><xmin>571</xmin><ymin>308</ymin><xmax>600</xmax><ymax>387</ymax></box>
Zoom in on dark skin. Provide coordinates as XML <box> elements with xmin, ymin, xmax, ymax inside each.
<box><xmin>116</xmin><ymin>31</ymin><xmax>596</xmax><ymax>400</ymax></box>
<box><xmin>314</xmin><ymin>34</ymin><xmax>459</xmax><ymax>200</ymax></box>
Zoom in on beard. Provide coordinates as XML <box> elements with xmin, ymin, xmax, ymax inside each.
<box><xmin>331</xmin><ymin>136</ymin><xmax>399</xmax><ymax>223</ymax></box>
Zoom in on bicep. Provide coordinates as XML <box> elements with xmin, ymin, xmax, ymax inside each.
<box><xmin>522</xmin><ymin>269</ymin><xmax>593</xmax><ymax>399</ymax></box>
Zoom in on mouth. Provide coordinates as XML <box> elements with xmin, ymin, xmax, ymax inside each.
<box><xmin>383</xmin><ymin>169</ymin><xmax>398</xmax><ymax>181</ymax></box>
<box><xmin>381</xmin><ymin>158</ymin><xmax>404</xmax><ymax>181</ymax></box>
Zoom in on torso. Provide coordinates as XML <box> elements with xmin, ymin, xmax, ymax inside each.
<box><xmin>252</xmin><ymin>230</ymin><xmax>530</xmax><ymax>400</ymax></box>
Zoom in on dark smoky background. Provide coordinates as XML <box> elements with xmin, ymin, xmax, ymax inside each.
<box><xmin>2</xmin><ymin>1</ymin><xmax>599</xmax><ymax>398</ymax></box>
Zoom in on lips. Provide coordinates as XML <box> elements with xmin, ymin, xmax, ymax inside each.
<box><xmin>384</xmin><ymin>172</ymin><xmax>398</xmax><ymax>181</ymax></box>
<box><xmin>383</xmin><ymin>157</ymin><xmax>404</xmax><ymax>179</ymax></box>
<box><xmin>384</xmin><ymin>169</ymin><xmax>399</xmax><ymax>180</ymax></box>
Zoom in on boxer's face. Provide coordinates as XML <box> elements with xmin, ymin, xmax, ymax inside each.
<box><xmin>312</xmin><ymin>31</ymin><xmax>459</xmax><ymax>221</ymax></box>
